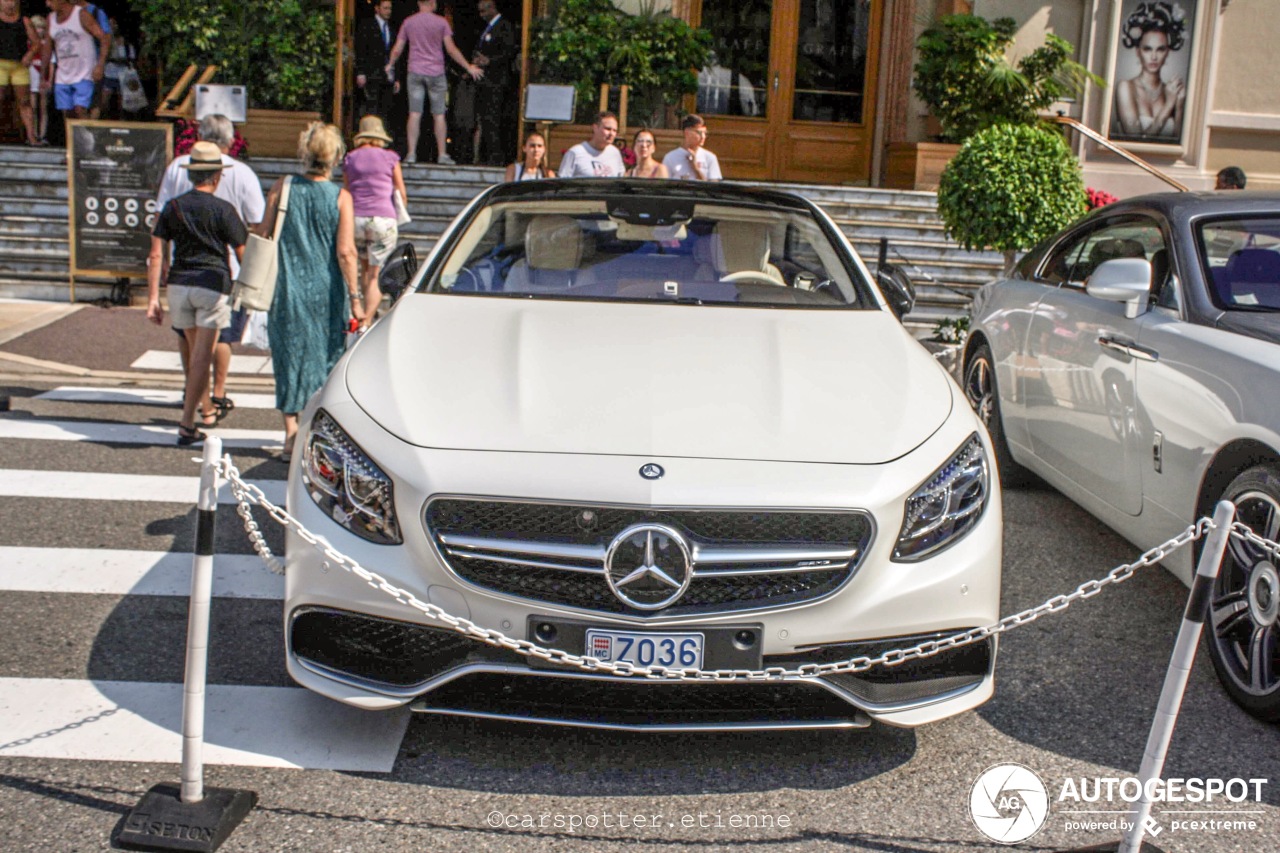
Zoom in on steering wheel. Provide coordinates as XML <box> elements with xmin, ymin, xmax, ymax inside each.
<box><xmin>719</xmin><ymin>270</ymin><xmax>784</xmax><ymax>286</ymax></box>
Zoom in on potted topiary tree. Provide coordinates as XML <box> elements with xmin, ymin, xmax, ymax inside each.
<box><xmin>140</xmin><ymin>0</ymin><xmax>335</xmax><ymax>157</ymax></box>
<box><xmin>887</xmin><ymin>14</ymin><xmax>1097</xmax><ymax>190</ymax></box>
<box><xmin>936</xmin><ymin>123</ymin><xmax>1087</xmax><ymax>276</ymax></box>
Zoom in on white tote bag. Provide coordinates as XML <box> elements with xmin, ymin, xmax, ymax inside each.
<box><xmin>231</xmin><ymin>176</ymin><xmax>292</xmax><ymax>311</ymax></box>
<box><xmin>393</xmin><ymin>189</ymin><xmax>412</xmax><ymax>226</ymax></box>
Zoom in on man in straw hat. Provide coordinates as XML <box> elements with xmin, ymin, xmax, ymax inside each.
<box><xmin>157</xmin><ymin>114</ymin><xmax>266</xmax><ymax>422</ymax></box>
<box><xmin>344</xmin><ymin>114</ymin><xmax>408</xmax><ymax>322</ymax></box>
<box><xmin>145</xmin><ymin>141</ymin><xmax>249</xmax><ymax>446</ymax></box>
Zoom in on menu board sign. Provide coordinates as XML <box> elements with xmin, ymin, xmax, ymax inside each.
<box><xmin>67</xmin><ymin>121</ymin><xmax>172</xmax><ymax>277</ymax></box>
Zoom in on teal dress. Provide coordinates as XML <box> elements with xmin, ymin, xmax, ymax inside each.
<box><xmin>268</xmin><ymin>178</ymin><xmax>348</xmax><ymax>414</ymax></box>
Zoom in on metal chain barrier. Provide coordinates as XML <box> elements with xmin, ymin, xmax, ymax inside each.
<box><xmin>219</xmin><ymin>454</ymin><xmax>1228</xmax><ymax>682</ymax></box>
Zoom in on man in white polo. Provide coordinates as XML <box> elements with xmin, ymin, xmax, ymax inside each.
<box><xmin>663</xmin><ymin>113</ymin><xmax>722</xmax><ymax>181</ymax></box>
<box><xmin>557</xmin><ymin>110</ymin><xmax>625</xmax><ymax>178</ymax></box>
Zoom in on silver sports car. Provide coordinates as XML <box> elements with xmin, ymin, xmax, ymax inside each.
<box><xmin>964</xmin><ymin>191</ymin><xmax>1280</xmax><ymax>721</ymax></box>
<box><xmin>284</xmin><ymin>179</ymin><xmax>1003</xmax><ymax>731</ymax></box>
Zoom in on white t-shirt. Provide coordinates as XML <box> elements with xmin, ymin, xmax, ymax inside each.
<box><xmin>558</xmin><ymin>141</ymin><xmax>625</xmax><ymax>178</ymax></box>
<box><xmin>157</xmin><ymin>153</ymin><xmax>266</xmax><ymax>278</ymax></box>
<box><xmin>663</xmin><ymin>146</ymin><xmax>723</xmax><ymax>181</ymax></box>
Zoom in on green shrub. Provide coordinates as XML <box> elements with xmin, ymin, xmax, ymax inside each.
<box><xmin>140</xmin><ymin>0</ymin><xmax>334</xmax><ymax>113</ymax></box>
<box><xmin>937</xmin><ymin>124</ymin><xmax>1087</xmax><ymax>270</ymax></box>
<box><xmin>913</xmin><ymin>15</ymin><xmax>1098</xmax><ymax>143</ymax></box>
<box><xmin>532</xmin><ymin>0</ymin><xmax>710</xmax><ymax>125</ymax></box>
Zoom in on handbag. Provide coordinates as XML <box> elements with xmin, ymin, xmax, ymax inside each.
<box><xmin>119</xmin><ymin>66</ymin><xmax>147</xmax><ymax>113</ymax></box>
<box><xmin>393</xmin><ymin>189</ymin><xmax>411</xmax><ymax>226</ymax></box>
<box><xmin>231</xmin><ymin>175</ymin><xmax>291</xmax><ymax>311</ymax></box>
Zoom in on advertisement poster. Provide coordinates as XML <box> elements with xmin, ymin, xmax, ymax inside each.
<box><xmin>1105</xmin><ymin>0</ymin><xmax>1199</xmax><ymax>151</ymax></box>
<box><xmin>67</xmin><ymin>121</ymin><xmax>172</xmax><ymax>277</ymax></box>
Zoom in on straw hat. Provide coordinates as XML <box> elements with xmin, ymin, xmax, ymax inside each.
<box><xmin>179</xmin><ymin>141</ymin><xmax>227</xmax><ymax>171</ymax></box>
<box><xmin>354</xmin><ymin>115</ymin><xmax>394</xmax><ymax>145</ymax></box>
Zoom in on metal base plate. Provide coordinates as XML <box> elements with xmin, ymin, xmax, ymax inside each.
<box><xmin>116</xmin><ymin>783</ymin><xmax>257</xmax><ymax>852</ymax></box>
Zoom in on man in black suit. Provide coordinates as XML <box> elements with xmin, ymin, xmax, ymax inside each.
<box><xmin>471</xmin><ymin>0</ymin><xmax>517</xmax><ymax>166</ymax></box>
<box><xmin>355</xmin><ymin>0</ymin><xmax>399</xmax><ymax>134</ymax></box>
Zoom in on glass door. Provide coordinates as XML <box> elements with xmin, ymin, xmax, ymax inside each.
<box><xmin>694</xmin><ymin>0</ymin><xmax>881</xmax><ymax>183</ymax></box>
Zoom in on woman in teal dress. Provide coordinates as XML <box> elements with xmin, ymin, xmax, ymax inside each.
<box><xmin>258</xmin><ymin>123</ymin><xmax>363</xmax><ymax>460</ymax></box>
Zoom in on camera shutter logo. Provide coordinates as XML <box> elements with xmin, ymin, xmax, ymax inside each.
<box><xmin>969</xmin><ymin>763</ymin><xmax>1050</xmax><ymax>844</ymax></box>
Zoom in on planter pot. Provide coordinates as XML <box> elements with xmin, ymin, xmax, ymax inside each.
<box><xmin>240</xmin><ymin>109</ymin><xmax>323</xmax><ymax>159</ymax></box>
<box><xmin>884</xmin><ymin>142</ymin><xmax>961</xmax><ymax>191</ymax></box>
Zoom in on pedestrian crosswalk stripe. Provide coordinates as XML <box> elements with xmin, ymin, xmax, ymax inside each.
<box><xmin>37</xmin><ymin>387</ymin><xmax>278</xmax><ymax>410</ymax></box>
<box><xmin>0</xmin><ymin>469</ymin><xmax>287</xmax><ymax>505</ymax></box>
<box><xmin>131</xmin><ymin>349</ymin><xmax>274</xmax><ymax>375</ymax></box>
<box><xmin>0</xmin><ymin>547</ymin><xmax>283</xmax><ymax>599</ymax></box>
<box><xmin>0</xmin><ymin>677</ymin><xmax>409</xmax><ymax>772</ymax></box>
<box><xmin>0</xmin><ymin>418</ymin><xmax>281</xmax><ymax>449</ymax></box>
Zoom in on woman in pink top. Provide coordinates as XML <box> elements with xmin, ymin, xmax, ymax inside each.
<box><xmin>343</xmin><ymin>115</ymin><xmax>408</xmax><ymax>326</ymax></box>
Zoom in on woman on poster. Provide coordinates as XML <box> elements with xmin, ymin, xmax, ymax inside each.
<box><xmin>1112</xmin><ymin>2</ymin><xmax>1188</xmax><ymax>143</ymax></box>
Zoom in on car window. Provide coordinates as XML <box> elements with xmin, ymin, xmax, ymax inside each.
<box><xmin>1040</xmin><ymin>216</ymin><xmax>1168</xmax><ymax>291</ymax></box>
<box><xmin>427</xmin><ymin>198</ymin><xmax>871</xmax><ymax>309</ymax></box>
<box><xmin>1197</xmin><ymin>216</ymin><xmax>1280</xmax><ymax>311</ymax></box>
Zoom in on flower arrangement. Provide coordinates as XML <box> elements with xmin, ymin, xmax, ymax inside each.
<box><xmin>173</xmin><ymin>118</ymin><xmax>248</xmax><ymax>159</ymax></box>
<box><xmin>932</xmin><ymin>315</ymin><xmax>970</xmax><ymax>344</ymax></box>
<box><xmin>1086</xmin><ymin>187</ymin><xmax>1118</xmax><ymax>210</ymax></box>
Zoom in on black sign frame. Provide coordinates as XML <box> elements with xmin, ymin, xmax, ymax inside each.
<box><xmin>66</xmin><ymin>120</ymin><xmax>173</xmax><ymax>284</ymax></box>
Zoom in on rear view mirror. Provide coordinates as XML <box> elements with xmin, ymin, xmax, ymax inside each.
<box><xmin>1087</xmin><ymin>258</ymin><xmax>1151</xmax><ymax>319</ymax></box>
<box><xmin>379</xmin><ymin>243</ymin><xmax>419</xmax><ymax>304</ymax></box>
<box><xmin>877</xmin><ymin>263</ymin><xmax>915</xmax><ymax>320</ymax></box>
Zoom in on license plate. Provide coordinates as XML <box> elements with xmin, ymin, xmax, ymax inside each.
<box><xmin>584</xmin><ymin>629</ymin><xmax>705</xmax><ymax>669</ymax></box>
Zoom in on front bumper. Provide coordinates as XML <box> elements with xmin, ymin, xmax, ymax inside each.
<box><xmin>283</xmin><ymin>396</ymin><xmax>1002</xmax><ymax>729</ymax></box>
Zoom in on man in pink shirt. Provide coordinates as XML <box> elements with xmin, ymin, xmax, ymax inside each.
<box><xmin>386</xmin><ymin>0</ymin><xmax>481</xmax><ymax>165</ymax></box>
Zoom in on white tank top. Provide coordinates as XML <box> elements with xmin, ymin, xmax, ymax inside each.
<box><xmin>49</xmin><ymin>7</ymin><xmax>95</xmax><ymax>85</ymax></box>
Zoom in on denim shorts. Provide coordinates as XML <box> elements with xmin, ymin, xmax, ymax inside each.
<box><xmin>407</xmin><ymin>72</ymin><xmax>447</xmax><ymax>115</ymax></box>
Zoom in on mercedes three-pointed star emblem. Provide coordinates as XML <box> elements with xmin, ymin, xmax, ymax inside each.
<box><xmin>603</xmin><ymin>523</ymin><xmax>693</xmax><ymax>610</ymax></box>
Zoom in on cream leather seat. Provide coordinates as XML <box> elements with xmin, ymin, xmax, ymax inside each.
<box><xmin>504</xmin><ymin>215</ymin><xmax>587</xmax><ymax>292</ymax></box>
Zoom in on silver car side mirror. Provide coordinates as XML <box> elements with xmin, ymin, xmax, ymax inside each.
<box><xmin>1086</xmin><ymin>258</ymin><xmax>1152</xmax><ymax>319</ymax></box>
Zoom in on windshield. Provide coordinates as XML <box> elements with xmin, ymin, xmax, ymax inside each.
<box><xmin>1197</xmin><ymin>216</ymin><xmax>1280</xmax><ymax>311</ymax></box>
<box><xmin>425</xmin><ymin>196</ymin><xmax>872</xmax><ymax>309</ymax></box>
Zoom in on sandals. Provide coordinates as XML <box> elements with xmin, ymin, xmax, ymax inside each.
<box><xmin>176</xmin><ymin>424</ymin><xmax>207</xmax><ymax>446</ymax></box>
<box><xmin>211</xmin><ymin>396</ymin><xmax>235</xmax><ymax>417</ymax></box>
<box><xmin>198</xmin><ymin>408</ymin><xmax>225</xmax><ymax>429</ymax></box>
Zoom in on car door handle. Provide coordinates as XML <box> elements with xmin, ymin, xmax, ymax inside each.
<box><xmin>1098</xmin><ymin>334</ymin><xmax>1158</xmax><ymax>362</ymax></box>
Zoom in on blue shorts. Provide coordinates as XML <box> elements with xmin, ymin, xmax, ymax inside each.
<box><xmin>55</xmin><ymin>80</ymin><xmax>96</xmax><ymax>111</ymax></box>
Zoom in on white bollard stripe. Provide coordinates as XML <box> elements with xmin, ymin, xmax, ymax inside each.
<box><xmin>0</xmin><ymin>469</ymin><xmax>286</xmax><ymax>505</ymax></box>
<box><xmin>36</xmin><ymin>387</ymin><xmax>278</xmax><ymax>410</ymax></box>
<box><xmin>0</xmin><ymin>419</ymin><xmax>281</xmax><ymax>449</ymax></box>
<box><xmin>0</xmin><ymin>547</ymin><xmax>282</xmax><ymax>599</ymax></box>
<box><xmin>0</xmin><ymin>677</ymin><xmax>409</xmax><ymax>771</ymax></box>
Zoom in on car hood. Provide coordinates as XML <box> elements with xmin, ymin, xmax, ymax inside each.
<box><xmin>1215</xmin><ymin>311</ymin><xmax>1280</xmax><ymax>345</ymax></box>
<box><xmin>345</xmin><ymin>296</ymin><xmax>953</xmax><ymax>464</ymax></box>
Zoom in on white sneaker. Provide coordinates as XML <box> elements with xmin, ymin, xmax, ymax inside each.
<box><xmin>404</xmin><ymin>154</ymin><xmax>417</xmax><ymax>164</ymax></box>
<box><xmin>438</xmin><ymin>154</ymin><xmax>456</xmax><ymax>165</ymax></box>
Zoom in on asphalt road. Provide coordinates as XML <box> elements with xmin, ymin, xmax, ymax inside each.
<box><xmin>0</xmin><ymin>376</ymin><xmax>1275</xmax><ymax>853</ymax></box>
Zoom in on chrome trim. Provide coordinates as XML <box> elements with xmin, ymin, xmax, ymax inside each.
<box><xmin>1098</xmin><ymin>334</ymin><xmax>1159</xmax><ymax>362</ymax></box>
<box><xmin>410</xmin><ymin>707</ymin><xmax>869</xmax><ymax>732</ymax></box>
<box><xmin>446</xmin><ymin>550</ymin><xmax>605</xmax><ymax>574</ymax></box>
<box><xmin>292</xmin><ymin>654</ymin><xmax>989</xmax><ymax>717</ymax></box>
<box><xmin>423</xmin><ymin>495</ymin><xmax>876</xmax><ymax>618</ymax></box>
<box><xmin>691</xmin><ymin>544</ymin><xmax>859</xmax><ymax>565</ymax></box>
<box><xmin>440</xmin><ymin>533</ymin><xmax>606</xmax><ymax>562</ymax></box>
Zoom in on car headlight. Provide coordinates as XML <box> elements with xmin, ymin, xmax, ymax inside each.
<box><xmin>302</xmin><ymin>409</ymin><xmax>402</xmax><ymax>545</ymax></box>
<box><xmin>893</xmin><ymin>434</ymin><xmax>989</xmax><ymax>562</ymax></box>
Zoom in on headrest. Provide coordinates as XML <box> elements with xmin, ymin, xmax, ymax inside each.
<box><xmin>712</xmin><ymin>221</ymin><xmax>770</xmax><ymax>274</ymax></box>
<box><xmin>1225</xmin><ymin>248</ymin><xmax>1280</xmax><ymax>283</ymax></box>
<box><xmin>1089</xmin><ymin>238</ymin><xmax>1147</xmax><ymax>266</ymax></box>
<box><xmin>526</xmin><ymin>215</ymin><xmax>584</xmax><ymax>271</ymax></box>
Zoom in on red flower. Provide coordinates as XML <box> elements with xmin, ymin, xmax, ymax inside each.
<box><xmin>173</xmin><ymin>118</ymin><xmax>249</xmax><ymax>160</ymax></box>
<box><xmin>1086</xmin><ymin>187</ymin><xmax>1118</xmax><ymax>210</ymax></box>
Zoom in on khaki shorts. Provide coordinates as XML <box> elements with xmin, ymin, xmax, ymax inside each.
<box><xmin>354</xmin><ymin>216</ymin><xmax>399</xmax><ymax>267</ymax></box>
<box><xmin>0</xmin><ymin>59</ymin><xmax>30</xmax><ymax>88</ymax></box>
<box><xmin>168</xmin><ymin>284</ymin><xmax>231</xmax><ymax>330</ymax></box>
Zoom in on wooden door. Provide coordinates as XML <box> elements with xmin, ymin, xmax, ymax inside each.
<box><xmin>694</xmin><ymin>0</ymin><xmax>883</xmax><ymax>184</ymax></box>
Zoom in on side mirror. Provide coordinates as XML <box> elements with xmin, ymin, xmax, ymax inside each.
<box><xmin>877</xmin><ymin>263</ymin><xmax>915</xmax><ymax>320</ymax></box>
<box><xmin>1086</xmin><ymin>258</ymin><xmax>1151</xmax><ymax>319</ymax></box>
<box><xmin>379</xmin><ymin>242</ymin><xmax>419</xmax><ymax>304</ymax></box>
